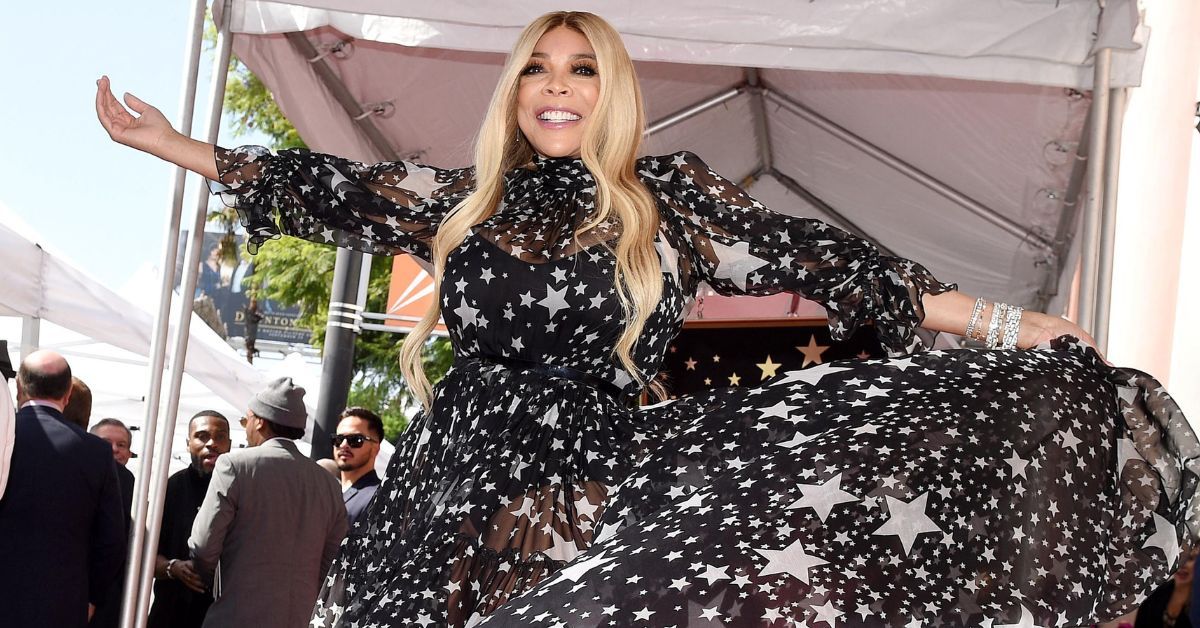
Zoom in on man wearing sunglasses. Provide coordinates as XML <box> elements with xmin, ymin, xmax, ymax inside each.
<box><xmin>333</xmin><ymin>407</ymin><xmax>384</xmax><ymax>527</ymax></box>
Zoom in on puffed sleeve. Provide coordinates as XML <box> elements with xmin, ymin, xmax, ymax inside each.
<box><xmin>646</xmin><ymin>151</ymin><xmax>955</xmax><ymax>355</ymax></box>
<box><xmin>210</xmin><ymin>145</ymin><xmax>475</xmax><ymax>261</ymax></box>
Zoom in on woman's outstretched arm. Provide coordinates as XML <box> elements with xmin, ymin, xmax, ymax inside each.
<box><xmin>95</xmin><ymin>75</ymin><xmax>475</xmax><ymax>261</ymax></box>
<box><xmin>652</xmin><ymin>150</ymin><xmax>1101</xmax><ymax>356</ymax></box>
<box><xmin>95</xmin><ymin>75</ymin><xmax>217</xmax><ymax>179</ymax></box>
<box><xmin>920</xmin><ymin>290</ymin><xmax>1098</xmax><ymax>352</ymax></box>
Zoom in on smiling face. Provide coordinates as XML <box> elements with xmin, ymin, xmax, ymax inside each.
<box><xmin>515</xmin><ymin>26</ymin><xmax>600</xmax><ymax>159</ymax></box>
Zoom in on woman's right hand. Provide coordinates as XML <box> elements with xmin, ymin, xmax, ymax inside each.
<box><xmin>95</xmin><ymin>75</ymin><xmax>177</xmax><ymax>155</ymax></box>
<box><xmin>94</xmin><ymin>75</ymin><xmax>220</xmax><ymax>180</ymax></box>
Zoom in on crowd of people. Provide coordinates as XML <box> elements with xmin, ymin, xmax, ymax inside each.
<box><xmin>0</xmin><ymin>347</ymin><xmax>388</xmax><ymax>627</ymax></box>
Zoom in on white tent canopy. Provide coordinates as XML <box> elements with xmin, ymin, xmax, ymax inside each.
<box><xmin>216</xmin><ymin>0</ymin><xmax>1147</xmax><ymax>323</ymax></box>
<box><xmin>0</xmin><ymin>201</ymin><xmax>271</xmax><ymax>439</ymax></box>
<box><xmin>0</xmin><ymin>317</ymin><xmax>243</xmax><ymax>474</ymax></box>
<box><xmin>226</xmin><ymin>0</ymin><xmax>1145</xmax><ymax>88</ymax></box>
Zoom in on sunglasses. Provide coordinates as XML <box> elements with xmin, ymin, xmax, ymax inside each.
<box><xmin>331</xmin><ymin>434</ymin><xmax>378</xmax><ymax>448</ymax></box>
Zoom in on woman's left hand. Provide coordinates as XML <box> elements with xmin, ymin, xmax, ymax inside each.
<box><xmin>1018</xmin><ymin>311</ymin><xmax>1105</xmax><ymax>359</ymax></box>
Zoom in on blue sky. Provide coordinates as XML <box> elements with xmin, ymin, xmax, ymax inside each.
<box><xmin>1</xmin><ymin>3</ymin><xmax>265</xmax><ymax>291</ymax></box>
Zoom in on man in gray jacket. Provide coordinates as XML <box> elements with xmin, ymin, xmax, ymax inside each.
<box><xmin>188</xmin><ymin>377</ymin><xmax>347</xmax><ymax>627</ymax></box>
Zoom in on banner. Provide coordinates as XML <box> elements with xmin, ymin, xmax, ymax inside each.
<box><xmin>385</xmin><ymin>254</ymin><xmax>447</xmax><ymax>335</ymax></box>
<box><xmin>176</xmin><ymin>232</ymin><xmax>310</xmax><ymax>344</ymax></box>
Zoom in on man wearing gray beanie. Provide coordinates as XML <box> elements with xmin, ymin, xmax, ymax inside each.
<box><xmin>187</xmin><ymin>377</ymin><xmax>348</xmax><ymax>628</ymax></box>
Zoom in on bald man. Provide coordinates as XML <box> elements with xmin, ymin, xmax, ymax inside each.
<box><xmin>0</xmin><ymin>350</ymin><xmax>126</xmax><ymax>627</ymax></box>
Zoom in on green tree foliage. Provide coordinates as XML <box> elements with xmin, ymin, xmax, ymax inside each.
<box><xmin>213</xmin><ymin>51</ymin><xmax>452</xmax><ymax>441</ymax></box>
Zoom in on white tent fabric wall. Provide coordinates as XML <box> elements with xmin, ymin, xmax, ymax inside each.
<box><xmin>0</xmin><ymin>320</ymin><xmax>392</xmax><ymax>475</ymax></box>
<box><xmin>217</xmin><ymin>0</ymin><xmax>1139</xmax><ymax>322</ymax></box>
<box><xmin>0</xmin><ymin>202</ymin><xmax>270</xmax><ymax>408</ymax></box>
<box><xmin>0</xmin><ymin>318</ymin><xmax>241</xmax><ymax>475</ymax></box>
<box><xmin>0</xmin><ymin>201</ymin><xmax>326</xmax><ymax>471</ymax></box>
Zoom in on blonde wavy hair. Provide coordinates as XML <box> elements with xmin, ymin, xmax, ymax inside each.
<box><xmin>399</xmin><ymin>11</ymin><xmax>662</xmax><ymax>409</ymax></box>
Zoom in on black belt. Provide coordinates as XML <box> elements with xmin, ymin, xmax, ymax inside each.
<box><xmin>467</xmin><ymin>355</ymin><xmax>635</xmax><ymax>405</ymax></box>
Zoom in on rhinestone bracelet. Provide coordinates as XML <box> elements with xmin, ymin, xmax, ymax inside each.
<box><xmin>1001</xmin><ymin>305</ymin><xmax>1024</xmax><ymax>350</ymax></box>
<box><xmin>985</xmin><ymin>302</ymin><xmax>1006</xmax><ymax>349</ymax></box>
<box><xmin>965</xmin><ymin>297</ymin><xmax>986</xmax><ymax>342</ymax></box>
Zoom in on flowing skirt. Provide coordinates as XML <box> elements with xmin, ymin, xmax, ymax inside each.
<box><xmin>317</xmin><ymin>339</ymin><xmax>1199</xmax><ymax>627</ymax></box>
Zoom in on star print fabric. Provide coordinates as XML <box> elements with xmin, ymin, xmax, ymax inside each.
<box><xmin>652</xmin><ymin>152</ymin><xmax>953</xmax><ymax>356</ymax></box>
<box><xmin>212</xmin><ymin>145</ymin><xmax>475</xmax><ymax>259</ymax></box>
<box><xmin>480</xmin><ymin>338</ymin><xmax>1200</xmax><ymax>627</ymax></box>
<box><xmin>212</xmin><ymin>146</ymin><xmax>1198</xmax><ymax>627</ymax></box>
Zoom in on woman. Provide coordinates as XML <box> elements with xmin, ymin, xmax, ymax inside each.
<box><xmin>97</xmin><ymin>11</ymin><xmax>1197</xmax><ymax>628</ymax></box>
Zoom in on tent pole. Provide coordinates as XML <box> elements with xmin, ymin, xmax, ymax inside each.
<box><xmin>644</xmin><ymin>86</ymin><xmax>745</xmax><ymax>137</ymax></box>
<box><xmin>768</xmin><ymin>168</ymin><xmax>897</xmax><ymax>258</ymax></box>
<box><xmin>18</xmin><ymin>316</ymin><xmax>40</xmax><ymax>360</ymax></box>
<box><xmin>117</xmin><ymin>0</ymin><xmax>208</xmax><ymax>626</ymax></box>
<box><xmin>1094</xmin><ymin>86</ymin><xmax>1126</xmax><ymax>352</ymax></box>
<box><xmin>744</xmin><ymin>69</ymin><xmax>774</xmax><ymax>172</ymax></box>
<box><xmin>284</xmin><ymin>32</ymin><xmax>400</xmax><ymax>161</ymax></box>
<box><xmin>1033</xmin><ymin>114</ymin><xmax>1092</xmax><ymax>315</ymax></box>
<box><xmin>127</xmin><ymin>5</ymin><xmax>234</xmax><ymax>627</ymax></box>
<box><xmin>313</xmin><ymin>249</ymin><xmax>366</xmax><ymax>460</ymax></box>
<box><xmin>1077</xmin><ymin>49</ymin><xmax>1113</xmax><ymax>335</ymax></box>
<box><xmin>763</xmin><ymin>89</ymin><xmax>1052</xmax><ymax>253</ymax></box>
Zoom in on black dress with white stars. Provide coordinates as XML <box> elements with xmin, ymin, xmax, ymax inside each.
<box><xmin>213</xmin><ymin>146</ymin><xmax>1199</xmax><ymax>628</ymax></box>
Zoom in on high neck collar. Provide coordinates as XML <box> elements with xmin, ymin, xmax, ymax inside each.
<box><xmin>528</xmin><ymin>153</ymin><xmax>589</xmax><ymax>180</ymax></box>
<box><xmin>532</xmin><ymin>153</ymin><xmax>584</xmax><ymax>169</ymax></box>
<box><xmin>509</xmin><ymin>153</ymin><xmax>593</xmax><ymax>194</ymax></box>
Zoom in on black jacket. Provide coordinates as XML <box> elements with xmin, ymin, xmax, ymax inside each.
<box><xmin>0</xmin><ymin>404</ymin><xmax>127</xmax><ymax>628</ymax></box>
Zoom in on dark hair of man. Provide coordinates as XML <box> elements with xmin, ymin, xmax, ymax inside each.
<box><xmin>17</xmin><ymin>359</ymin><xmax>72</xmax><ymax>400</ymax></box>
<box><xmin>339</xmin><ymin>407</ymin><xmax>384</xmax><ymax>441</ymax></box>
<box><xmin>263</xmin><ymin>419</ymin><xmax>305</xmax><ymax>441</ymax></box>
<box><xmin>89</xmin><ymin>417</ymin><xmax>132</xmax><ymax>442</ymax></box>
<box><xmin>189</xmin><ymin>410</ymin><xmax>230</xmax><ymax>435</ymax></box>
<box><xmin>62</xmin><ymin>377</ymin><xmax>94</xmax><ymax>429</ymax></box>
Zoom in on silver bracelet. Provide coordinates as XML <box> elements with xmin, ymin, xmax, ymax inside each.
<box><xmin>985</xmin><ymin>302</ymin><xmax>1006</xmax><ymax>349</ymax></box>
<box><xmin>1001</xmin><ymin>305</ymin><xmax>1024</xmax><ymax>350</ymax></box>
<box><xmin>965</xmin><ymin>297</ymin><xmax>985</xmax><ymax>342</ymax></box>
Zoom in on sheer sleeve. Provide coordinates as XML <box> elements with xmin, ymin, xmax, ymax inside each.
<box><xmin>645</xmin><ymin>151</ymin><xmax>955</xmax><ymax>354</ymax></box>
<box><xmin>210</xmin><ymin>145</ymin><xmax>475</xmax><ymax>261</ymax></box>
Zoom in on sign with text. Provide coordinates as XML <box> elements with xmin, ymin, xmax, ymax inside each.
<box><xmin>176</xmin><ymin>231</ymin><xmax>311</xmax><ymax>344</ymax></box>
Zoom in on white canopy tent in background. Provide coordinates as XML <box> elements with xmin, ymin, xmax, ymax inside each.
<box><xmin>114</xmin><ymin>2</ymin><xmax>1200</xmax><ymax>626</ymax></box>
<box><xmin>0</xmin><ymin>201</ymin><xmax>328</xmax><ymax>469</ymax></box>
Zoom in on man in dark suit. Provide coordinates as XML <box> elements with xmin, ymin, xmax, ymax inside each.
<box><xmin>0</xmin><ymin>350</ymin><xmax>126</xmax><ymax>627</ymax></box>
<box><xmin>88</xmin><ymin>416</ymin><xmax>138</xmax><ymax>628</ymax></box>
